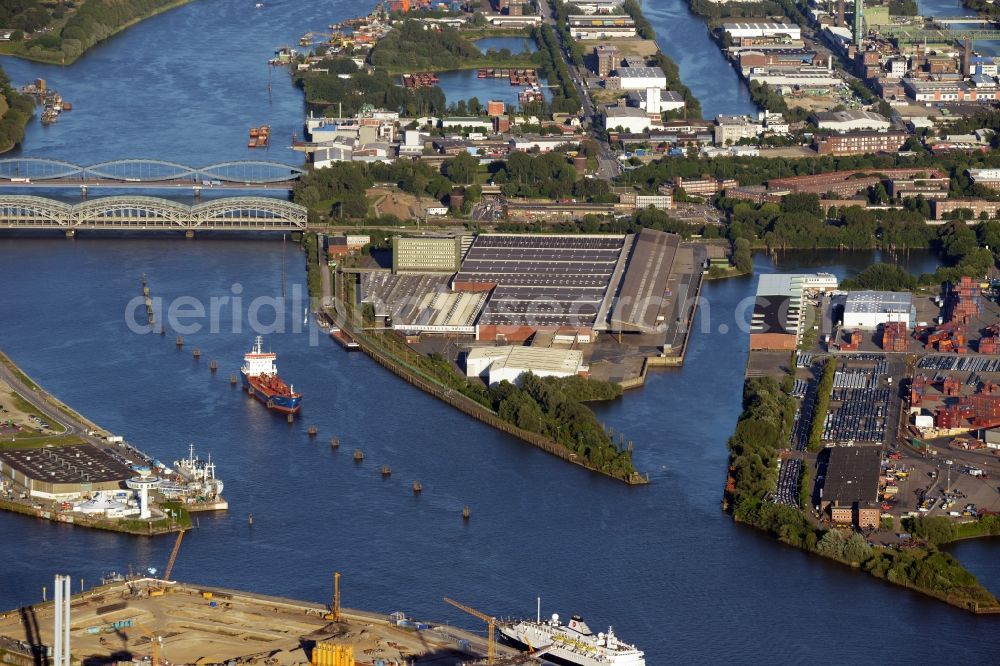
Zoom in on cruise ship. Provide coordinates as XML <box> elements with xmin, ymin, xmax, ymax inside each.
<box><xmin>241</xmin><ymin>336</ymin><xmax>302</xmax><ymax>413</ymax></box>
<box><xmin>499</xmin><ymin>612</ymin><xmax>645</xmax><ymax>666</ymax></box>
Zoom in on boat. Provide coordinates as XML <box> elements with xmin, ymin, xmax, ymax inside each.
<box><xmin>241</xmin><ymin>336</ymin><xmax>302</xmax><ymax>413</ymax></box>
<box><xmin>255</xmin><ymin>2</ymin><xmax>264</xmax><ymax>8</ymax></box>
<box><xmin>498</xmin><ymin>610</ymin><xmax>645</xmax><ymax>666</ymax></box>
<box><xmin>172</xmin><ymin>444</ymin><xmax>225</xmax><ymax>498</ymax></box>
<box><xmin>329</xmin><ymin>327</ymin><xmax>360</xmax><ymax>351</ymax></box>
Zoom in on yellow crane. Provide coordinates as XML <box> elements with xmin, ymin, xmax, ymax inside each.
<box><xmin>443</xmin><ymin>597</ymin><xmax>496</xmax><ymax>665</ymax></box>
<box><xmin>133</xmin><ymin>622</ymin><xmax>163</xmax><ymax>666</ymax></box>
<box><xmin>149</xmin><ymin>529</ymin><xmax>186</xmax><ymax>597</ymax></box>
<box><xmin>324</xmin><ymin>572</ymin><xmax>341</xmax><ymax>621</ymax></box>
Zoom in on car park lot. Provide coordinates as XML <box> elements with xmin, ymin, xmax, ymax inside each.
<box><xmin>774</xmin><ymin>457</ymin><xmax>803</xmax><ymax>507</ymax></box>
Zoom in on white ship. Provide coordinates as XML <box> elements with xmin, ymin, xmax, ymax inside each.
<box><xmin>499</xmin><ymin>611</ymin><xmax>645</xmax><ymax>666</ymax></box>
<box><xmin>171</xmin><ymin>444</ymin><xmax>224</xmax><ymax>498</ymax></box>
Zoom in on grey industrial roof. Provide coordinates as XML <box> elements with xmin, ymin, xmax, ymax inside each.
<box><xmin>844</xmin><ymin>290</ymin><xmax>912</xmax><ymax>315</ymax></box>
<box><xmin>0</xmin><ymin>445</ymin><xmax>132</xmax><ymax>485</ymax></box>
<box><xmin>455</xmin><ymin>234</ymin><xmax>627</xmax><ymax>328</ymax></box>
<box><xmin>608</xmin><ymin>229</ymin><xmax>679</xmax><ymax>333</ymax></box>
<box><xmin>614</xmin><ymin>66</ymin><xmax>666</xmax><ymax>79</ymax></box>
<box><xmin>822</xmin><ymin>446</ymin><xmax>882</xmax><ymax>506</ymax></box>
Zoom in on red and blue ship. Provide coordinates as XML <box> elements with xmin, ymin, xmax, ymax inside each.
<box><xmin>241</xmin><ymin>336</ymin><xmax>302</xmax><ymax>414</ymax></box>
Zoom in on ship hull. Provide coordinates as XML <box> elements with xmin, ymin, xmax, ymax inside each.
<box><xmin>497</xmin><ymin>625</ymin><xmax>645</xmax><ymax>666</ymax></box>
<box><xmin>242</xmin><ymin>373</ymin><xmax>302</xmax><ymax>413</ymax></box>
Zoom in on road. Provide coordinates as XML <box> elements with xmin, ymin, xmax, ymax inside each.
<box><xmin>536</xmin><ymin>0</ymin><xmax>621</xmax><ymax>181</ymax></box>
<box><xmin>0</xmin><ymin>357</ymin><xmax>89</xmax><ymax>441</ymax></box>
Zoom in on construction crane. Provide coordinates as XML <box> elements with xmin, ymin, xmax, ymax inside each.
<box><xmin>324</xmin><ymin>572</ymin><xmax>341</xmax><ymax>621</ymax></box>
<box><xmin>133</xmin><ymin>622</ymin><xmax>163</xmax><ymax>666</ymax></box>
<box><xmin>444</xmin><ymin>597</ymin><xmax>496</xmax><ymax>665</ymax></box>
<box><xmin>149</xmin><ymin>529</ymin><xmax>186</xmax><ymax>597</ymax></box>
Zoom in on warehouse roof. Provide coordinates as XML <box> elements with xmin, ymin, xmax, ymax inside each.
<box><xmin>614</xmin><ymin>66</ymin><xmax>666</xmax><ymax>79</ymax></box>
<box><xmin>455</xmin><ymin>234</ymin><xmax>627</xmax><ymax>329</ymax></box>
<box><xmin>844</xmin><ymin>290</ymin><xmax>912</xmax><ymax>315</ymax></box>
<box><xmin>0</xmin><ymin>445</ymin><xmax>132</xmax><ymax>486</ymax></box>
<box><xmin>608</xmin><ymin>229</ymin><xmax>679</xmax><ymax>333</ymax></box>
<box><xmin>467</xmin><ymin>346</ymin><xmax>583</xmax><ymax>375</ymax></box>
<box><xmin>822</xmin><ymin>446</ymin><xmax>882</xmax><ymax>506</ymax></box>
<box><xmin>813</xmin><ymin>109</ymin><xmax>890</xmax><ymax>125</ymax></box>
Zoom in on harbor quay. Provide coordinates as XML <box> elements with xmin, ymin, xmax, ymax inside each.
<box><xmin>0</xmin><ymin>579</ymin><xmax>516</xmax><ymax>666</ymax></box>
<box><xmin>0</xmin><ymin>351</ymin><xmax>226</xmax><ymax>536</ymax></box>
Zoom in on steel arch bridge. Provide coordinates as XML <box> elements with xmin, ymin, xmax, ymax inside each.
<box><xmin>0</xmin><ymin>159</ymin><xmax>304</xmax><ymax>184</ymax></box>
<box><xmin>0</xmin><ymin>195</ymin><xmax>308</xmax><ymax>232</ymax></box>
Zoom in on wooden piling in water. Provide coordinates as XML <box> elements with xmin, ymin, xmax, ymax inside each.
<box><xmin>193</xmin><ymin>348</ymin><xmax>201</xmax><ymax>359</ymax></box>
<box><xmin>381</xmin><ymin>464</ymin><xmax>391</xmax><ymax>477</ymax></box>
<box><xmin>175</xmin><ymin>336</ymin><xmax>183</xmax><ymax>347</ymax></box>
<box><xmin>330</xmin><ymin>436</ymin><xmax>340</xmax><ymax>449</ymax></box>
<box><xmin>287</xmin><ymin>412</ymin><xmax>294</xmax><ymax>424</ymax></box>
<box><xmin>307</xmin><ymin>426</ymin><xmax>317</xmax><ymax>437</ymax></box>
<box><xmin>230</xmin><ymin>374</ymin><xmax>238</xmax><ymax>385</ymax></box>
<box><xmin>353</xmin><ymin>449</ymin><xmax>364</xmax><ymax>462</ymax></box>
<box><xmin>462</xmin><ymin>505</ymin><xmax>471</xmax><ymax>520</ymax></box>
<box><xmin>412</xmin><ymin>480</ymin><xmax>423</xmax><ymax>494</ymax></box>
<box><xmin>210</xmin><ymin>360</ymin><xmax>218</xmax><ymax>372</ymax></box>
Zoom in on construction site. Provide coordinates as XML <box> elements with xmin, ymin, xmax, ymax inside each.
<box><xmin>0</xmin><ymin>555</ymin><xmax>530</xmax><ymax>666</ymax></box>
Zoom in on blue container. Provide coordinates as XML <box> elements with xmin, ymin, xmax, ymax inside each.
<box><xmin>209</xmin><ymin>601</ymin><xmax>218</xmax><ymax>607</ymax></box>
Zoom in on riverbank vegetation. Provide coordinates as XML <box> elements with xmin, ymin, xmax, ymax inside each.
<box><xmin>0</xmin><ymin>67</ymin><xmax>34</xmax><ymax>154</ymax></box>
<box><xmin>1</xmin><ymin>0</ymin><xmax>191</xmax><ymax>64</ymax></box>
<box><xmin>370</xmin><ymin>18</ymin><xmax>536</xmax><ymax>73</ymax></box>
<box><xmin>726</xmin><ymin>374</ymin><xmax>1000</xmax><ymax>612</ymax></box>
<box><xmin>297</xmin><ymin>64</ymin><xmax>448</xmax><ymax>119</ymax></box>
<box><xmin>339</xmin><ymin>290</ymin><xmax>639</xmax><ymax>480</ymax></box>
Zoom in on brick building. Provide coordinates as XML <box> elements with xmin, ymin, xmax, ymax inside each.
<box><xmin>813</xmin><ymin>131</ymin><xmax>908</xmax><ymax>155</ymax></box>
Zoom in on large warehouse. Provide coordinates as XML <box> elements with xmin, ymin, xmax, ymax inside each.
<box><xmin>820</xmin><ymin>446</ymin><xmax>882</xmax><ymax>529</ymax></box>
<box><xmin>465</xmin><ymin>346</ymin><xmax>585</xmax><ymax>385</ymax></box>
<box><xmin>391</xmin><ymin>236</ymin><xmax>464</xmax><ymax>273</ymax></box>
<box><xmin>750</xmin><ymin>273</ymin><xmax>839</xmax><ymax>350</ymax></box>
<box><xmin>0</xmin><ymin>445</ymin><xmax>132</xmax><ymax>500</ymax></box>
<box><xmin>453</xmin><ymin>233</ymin><xmax>629</xmax><ymax>342</ymax></box>
<box><xmin>842</xmin><ymin>290</ymin><xmax>913</xmax><ymax>329</ymax></box>
<box><xmin>607</xmin><ymin>228</ymin><xmax>679</xmax><ymax>334</ymax></box>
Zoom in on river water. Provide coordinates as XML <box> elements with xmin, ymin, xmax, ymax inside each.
<box><xmin>0</xmin><ymin>1</ymin><xmax>998</xmax><ymax>664</ymax></box>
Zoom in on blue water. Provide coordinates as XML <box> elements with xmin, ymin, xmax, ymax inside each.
<box><xmin>0</xmin><ymin>1</ymin><xmax>997</xmax><ymax>663</ymax></box>
<box><xmin>475</xmin><ymin>36</ymin><xmax>538</xmax><ymax>54</ymax></box>
<box><xmin>437</xmin><ymin>69</ymin><xmax>552</xmax><ymax>107</ymax></box>
<box><xmin>640</xmin><ymin>0</ymin><xmax>757</xmax><ymax>117</ymax></box>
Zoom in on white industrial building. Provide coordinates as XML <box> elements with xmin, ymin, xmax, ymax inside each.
<box><xmin>842</xmin><ymin>291</ymin><xmax>914</xmax><ymax>330</ymax></box>
<box><xmin>466</xmin><ymin>346</ymin><xmax>585</xmax><ymax>385</ymax></box>
<box><xmin>613</xmin><ymin>66</ymin><xmax>667</xmax><ymax>90</ymax></box>
<box><xmin>723</xmin><ymin>22</ymin><xmax>801</xmax><ymax>40</ymax></box>
<box><xmin>813</xmin><ymin>109</ymin><xmax>891</xmax><ymax>132</ymax></box>
<box><xmin>627</xmin><ymin>89</ymin><xmax>685</xmax><ymax>112</ymax></box>
<box><xmin>605</xmin><ymin>107</ymin><xmax>654</xmax><ymax>133</ymax></box>
<box><xmin>565</xmin><ymin>0</ymin><xmax>622</xmax><ymax>13</ymax></box>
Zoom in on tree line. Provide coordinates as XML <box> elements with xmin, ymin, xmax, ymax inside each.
<box><xmin>0</xmin><ymin>66</ymin><xmax>34</xmax><ymax>154</ymax></box>
<box><xmin>727</xmin><ymin>371</ymin><xmax>999</xmax><ymax>610</ymax></box>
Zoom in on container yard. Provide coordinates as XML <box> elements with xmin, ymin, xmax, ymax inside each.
<box><xmin>0</xmin><ymin>579</ymin><xmax>518</xmax><ymax>666</ymax></box>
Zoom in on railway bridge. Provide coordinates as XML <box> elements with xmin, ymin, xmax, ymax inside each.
<box><xmin>0</xmin><ymin>195</ymin><xmax>308</xmax><ymax>234</ymax></box>
<box><xmin>0</xmin><ymin>159</ymin><xmax>304</xmax><ymax>192</ymax></box>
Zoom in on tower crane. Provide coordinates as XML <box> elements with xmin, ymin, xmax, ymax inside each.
<box><xmin>443</xmin><ymin>597</ymin><xmax>496</xmax><ymax>665</ymax></box>
<box><xmin>149</xmin><ymin>529</ymin><xmax>186</xmax><ymax>597</ymax></box>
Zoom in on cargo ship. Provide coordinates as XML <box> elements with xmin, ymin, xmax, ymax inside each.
<box><xmin>498</xmin><ymin>612</ymin><xmax>645</xmax><ymax>666</ymax></box>
<box><xmin>241</xmin><ymin>336</ymin><xmax>302</xmax><ymax>413</ymax></box>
